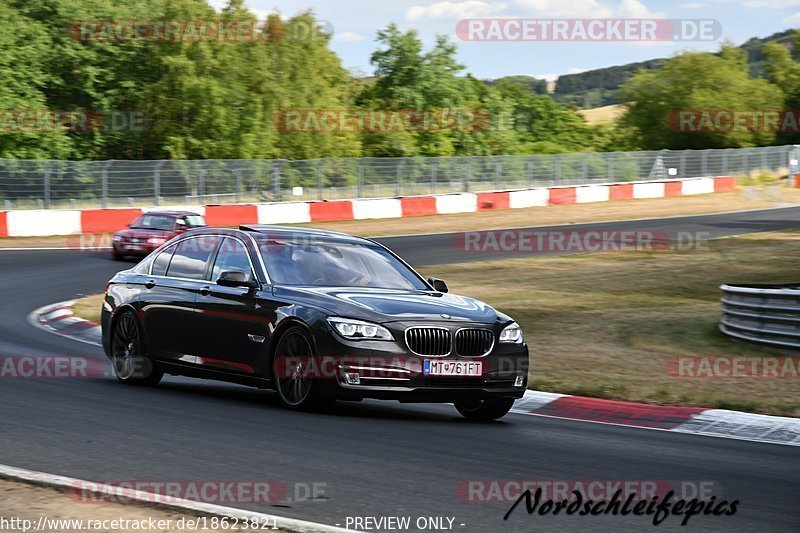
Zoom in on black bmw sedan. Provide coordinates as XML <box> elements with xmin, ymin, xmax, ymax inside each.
<box><xmin>101</xmin><ymin>226</ymin><xmax>529</xmax><ymax>420</ymax></box>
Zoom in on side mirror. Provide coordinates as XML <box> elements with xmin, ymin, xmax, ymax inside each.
<box><xmin>218</xmin><ymin>270</ymin><xmax>258</xmax><ymax>289</ymax></box>
<box><xmin>428</xmin><ymin>277</ymin><xmax>448</xmax><ymax>293</ymax></box>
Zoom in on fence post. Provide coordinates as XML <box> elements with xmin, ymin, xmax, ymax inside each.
<box><xmin>607</xmin><ymin>152</ymin><xmax>614</xmax><ymax>182</ymax></box>
<box><xmin>357</xmin><ymin>160</ymin><xmax>364</xmax><ymax>198</ymax></box>
<box><xmin>273</xmin><ymin>161</ymin><xmax>282</xmax><ymax>202</ymax></box>
<box><xmin>198</xmin><ymin>167</ymin><xmax>206</xmax><ymax>203</ymax></box>
<box><xmin>526</xmin><ymin>159</ymin><xmax>533</xmax><ymax>188</ymax></box>
<box><xmin>743</xmin><ymin>150</ymin><xmax>749</xmax><ymax>178</ymax></box>
<box><xmin>43</xmin><ymin>170</ymin><xmax>51</xmax><ymax>209</ymax></box>
<box><xmin>722</xmin><ymin>150</ymin><xmax>729</xmax><ymax>176</ymax></box>
<box><xmin>701</xmin><ymin>150</ymin><xmax>708</xmax><ymax>176</ymax></box>
<box><xmin>101</xmin><ymin>161</ymin><xmax>111</xmax><ymax>209</ymax></box>
<box><xmin>680</xmin><ymin>151</ymin><xmax>687</xmax><ymax>178</ymax></box>
<box><xmin>494</xmin><ymin>159</ymin><xmax>502</xmax><ymax>189</ymax></box>
<box><xmin>582</xmin><ymin>153</ymin><xmax>589</xmax><ymax>184</ymax></box>
<box><xmin>431</xmin><ymin>159</ymin><xmax>438</xmax><ymax>194</ymax></box>
<box><xmin>234</xmin><ymin>168</ymin><xmax>243</xmax><ymax>203</ymax></box>
<box><xmin>396</xmin><ymin>159</ymin><xmax>402</xmax><ymax>197</ymax></box>
<box><xmin>556</xmin><ymin>154</ymin><xmax>561</xmax><ymax>185</ymax></box>
<box><xmin>318</xmin><ymin>160</ymin><xmax>325</xmax><ymax>201</ymax></box>
<box><xmin>154</xmin><ymin>161</ymin><xmax>164</xmax><ymax>206</ymax></box>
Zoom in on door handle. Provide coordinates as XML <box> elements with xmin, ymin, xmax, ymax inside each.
<box><xmin>199</xmin><ymin>286</ymin><xmax>211</xmax><ymax>297</ymax></box>
<box><xmin>144</xmin><ymin>280</ymin><xmax>156</xmax><ymax>289</ymax></box>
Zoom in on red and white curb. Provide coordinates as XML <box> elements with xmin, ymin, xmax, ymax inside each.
<box><xmin>0</xmin><ymin>463</ymin><xmax>353</xmax><ymax>533</ymax></box>
<box><xmin>31</xmin><ymin>301</ymin><xmax>102</xmax><ymax>347</ymax></box>
<box><xmin>0</xmin><ymin>176</ymin><xmax>736</xmax><ymax>238</ymax></box>
<box><xmin>33</xmin><ymin>301</ymin><xmax>800</xmax><ymax>447</ymax></box>
<box><xmin>513</xmin><ymin>391</ymin><xmax>800</xmax><ymax>446</ymax></box>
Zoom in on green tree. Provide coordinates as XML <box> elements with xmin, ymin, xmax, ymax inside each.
<box><xmin>620</xmin><ymin>45</ymin><xmax>783</xmax><ymax>149</ymax></box>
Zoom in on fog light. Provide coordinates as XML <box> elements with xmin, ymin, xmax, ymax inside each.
<box><xmin>514</xmin><ymin>376</ymin><xmax>524</xmax><ymax>387</ymax></box>
<box><xmin>344</xmin><ymin>373</ymin><xmax>361</xmax><ymax>385</ymax></box>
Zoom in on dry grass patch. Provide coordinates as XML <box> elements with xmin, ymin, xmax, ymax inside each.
<box><xmin>71</xmin><ymin>294</ymin><xmax>104</xmax><ymax>324</ymax></box>
<box><xmin>429</xmin><ymin>231</ymin><xmax>800</xmax><ymax>416</ymax></box>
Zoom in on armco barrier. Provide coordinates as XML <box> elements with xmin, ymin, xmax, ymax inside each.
<box><xmin>400</xmin><ymin>196</ymin><xmax>437</xmax><ymax>217</ymax></box>
<box><xmin>205</xmin><ymin>204</ymin><xmax>258</xmax><ymax>227</ymax></box>
<box><xmin>715</xmin><ymin>176</ymin><xmax>736</xmax><ymax>192</ymax></box>
<box><xmin>81</xmin><ymin>208</ymin><xmax>142</xmax><ymax>234</ymax></box>
<box><xmin>720</xmin><ymin>284</ymin><xmax>800</xmax><ymax>349</ymax></box>
<box><xmin>0</xmin><ymin>176</ymin><xmax>736</xmax><ymax>238</ymax></box>
<box><xmin>548</xmin><ymin>187</ymin><xmax>576</xmax><ymax>205</ymax></box>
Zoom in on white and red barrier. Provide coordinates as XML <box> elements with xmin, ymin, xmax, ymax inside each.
<box><xmin>0</xmin><ymin>176</ymin><xmax>737</xmax><ymax>238</ymax></box>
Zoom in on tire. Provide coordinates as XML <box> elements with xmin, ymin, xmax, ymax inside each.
<box><xmin>272</xmin><ymin>326</ymin><xmax>334</xmax><ymax>411</ymax></box>
<box><xmin>110</xmin><ymin>311</ymin><xmax>163</xmax><ymax>386</ymax></box>
<box><xmin>112</xmin><ymin>252</ymin><xmax>124</xmax><ymax>261</ymax></box>
<box><xmin>455</xmin><ymin>397</ymin><xmax>515</xmax><ymax>421</ymax></box>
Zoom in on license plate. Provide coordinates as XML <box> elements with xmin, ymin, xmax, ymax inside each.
<box><xmin>424</xmin><ymin>360</ymin><xmax>483</xmax><ymax>376</ymax></box>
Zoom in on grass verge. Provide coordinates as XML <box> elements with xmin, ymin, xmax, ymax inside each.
<box><xmin>427</xmin><ymin>230</ymin><xmax>800</xmax><ymax>416</ymax></box>
<box><xmin>71</xmin><ymin>294</ymin><xmax>104</xmax><ymax>324</ymax></box>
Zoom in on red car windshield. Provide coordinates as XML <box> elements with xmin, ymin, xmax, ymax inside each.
<box><xmin>129</xmin><ymin>215</ymin><xmax>176</xmax><ymax>231</ymax></box>
<box><xmin>129</xmin><ymin>214</ymin><xmax>206</xmax><ymax>231</ymax></box>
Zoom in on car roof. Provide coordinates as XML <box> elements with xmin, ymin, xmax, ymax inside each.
<box><xmin>141</xmin><ymin>211</ymin><xmax>203</xmax><ymax>217</ymax></box>
<box><xmin>239</xmin><ymin>225</ymin><xmax>368</xmax><ymax>244</ymax></box>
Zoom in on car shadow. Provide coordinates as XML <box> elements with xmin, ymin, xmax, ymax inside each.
<box><xmin>90</xmin><ymin>374</ymin><xmax>511</xmax><ymax>424</ymax></box>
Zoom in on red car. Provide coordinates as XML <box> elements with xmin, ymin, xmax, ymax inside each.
<box><xmin>112</xmin><ymin>211</ymin><xmax>207</xmax><ymax>260</ymax></box>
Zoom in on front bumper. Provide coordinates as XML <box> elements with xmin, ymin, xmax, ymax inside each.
<box><xmin>311</xmin><ymin>323</ymin><xmax>530</xmax><ymax>402</ymax></box>
<box><xmin>113</xmin><ymin>241</ymin><xmax>160</xmax><ymax>256</ymax></box>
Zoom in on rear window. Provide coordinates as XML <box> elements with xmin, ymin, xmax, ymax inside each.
<box><xmin>166</xmin><ymin>237</ymin><xmax>219</xmax><ymax>280</ymax></box>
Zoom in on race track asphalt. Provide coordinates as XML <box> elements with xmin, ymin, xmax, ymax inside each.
<box><xmin>1</xmin><ymin>207</ymin><xmax>799</xmax><ymax>532</ymax></box>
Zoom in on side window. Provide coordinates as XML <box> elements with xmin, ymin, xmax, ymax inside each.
<box><xmin>166</xmin><ymin>236</ymin><xmax>219</xmax><ymax>280</ymax></box>
<box><xmin>151</xmin><ymin>244</ymin><xmax>177</xmax><ymax>276</ymax></box>
<box><xmin>211</xmin><ymin>238</ymin><xmax>253</xmax><ymax>282</ymax></box>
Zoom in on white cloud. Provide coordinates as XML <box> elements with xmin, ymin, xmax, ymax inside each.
<box><xmin>407</xmin><ymin>1</ymin><xmax>509</xmax><ymax>21</ymax></box>
<box><xmin>514</xmin><ymin>0</ymin><xmax>664</xmax><ymax>18</ymax></box>
<box><xmin>740</xmin><ymin>1</ymin><xmax>800</xmax><ymax>7</ymax></box>
<box><xmin>334</xmin><ymin>31</ymin><xmax>367</xmax><ymax>42</ymax></box>
<box><xmin>784</xmin><ymin>10</ymin><xmax>800</xmax><ymax>21</ymax></box>
<box><xmin>567</xmin><ymin>67</ymin><xmax>589</xmax><ymax>74</ymax></box>
<box><xmin>678</xmin><ymin>2</ymin><xmax>706</xmax><ymax>8</ymax></box>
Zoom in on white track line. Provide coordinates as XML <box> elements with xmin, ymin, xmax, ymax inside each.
<box><xmin>0</xmin><ymin>463</ymin><xmax>354</xmax><ymax>533</ymax></box>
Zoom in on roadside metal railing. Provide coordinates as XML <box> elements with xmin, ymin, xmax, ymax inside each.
<box><xmin>0</xmin><ymin>144</ymin><xmax>794</xmax><ymax>210</ymax></box>
<box><xmin>720</xmin><ymin>284</ymin><xmax>800</xmax><ymax>349</ymax></box>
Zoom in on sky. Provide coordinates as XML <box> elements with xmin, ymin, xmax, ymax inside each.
<box><xmin>209</xmin><ymin>0</ymin><xmax>800</xmax><ymax>81</ymax></box>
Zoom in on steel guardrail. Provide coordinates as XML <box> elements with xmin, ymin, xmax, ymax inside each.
<box><xmin>720</xmin><ymin>283</ymin><xmax>800</xmax><ymax>349</ymax></box>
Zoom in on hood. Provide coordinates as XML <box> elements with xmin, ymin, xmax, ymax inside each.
<box><xmin>271</xmin><ymin>286</ymin><xmax>500</xmax><ymax>324</ymax></box>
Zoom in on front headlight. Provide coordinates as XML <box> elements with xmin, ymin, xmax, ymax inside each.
<box><xmin>499</xmin><ymin>322</ymin><xmax>523</xmax><ymax>344</ymax></box>
<box><xmin>147</xmin><ymin>237</ymin><xmax>167</xmax><ymax>245</ymax></box>
<box><xmin>328</xmin><ymin>317</ymin><xmax>393</xmax><ymax>341</ymax></box>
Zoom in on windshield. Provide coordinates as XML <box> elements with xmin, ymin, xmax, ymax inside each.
<box><xmin>130</xmin><ymin>214</ymin><xmax>175</xmax><ymax>231</ymax></box>
<box><xmin>257</xmin><ymin>238</ymin><xmax>427</xmax><ymax>290</ymax></box>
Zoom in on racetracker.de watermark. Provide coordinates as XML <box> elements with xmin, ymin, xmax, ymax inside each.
<box><xmin>0</xmin><ymin>110</ymin><xmax>146</xmax><ymax>134</ymax></box>
<box><xmin>69</xmin><ymin>19</ymin><xmax>334</xmax><ymax>43</ymax></box>
<box><xmin>452</xmin><ymin>229</ymin><xmax>712</xmax><ymax>255</ymax></box>
<box><xmin>668</xmin><ymin>356</ymin><xmax>800</xmax><ymax>379</ymax></box>
<box><xmin>0</xmin><ymin>356</ymin><xmax>106</xmax><ymax>379</ymax></box>
<box><xmin>458</xmin><ymin>480</ymin><xmax>722</xmax><ymax>503</ymax></box>
<box><xmin>670</xmin><ymin>110</ymin><xmax>800</xmax><ymax>133</ymax></box>
<box><xmin>274</xmin><ymin>109</ymin><xmax>491</xmax><ymax>134</ymax></box>
<box><xmin>456</xmin><ymin>19</ymin><xmax>721</xmax><ymax>42</ymax></box>
<box><xmin>69</xmin><ymin>480</ymin><xmax>327</xmax><ymax>505</ymax></box>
